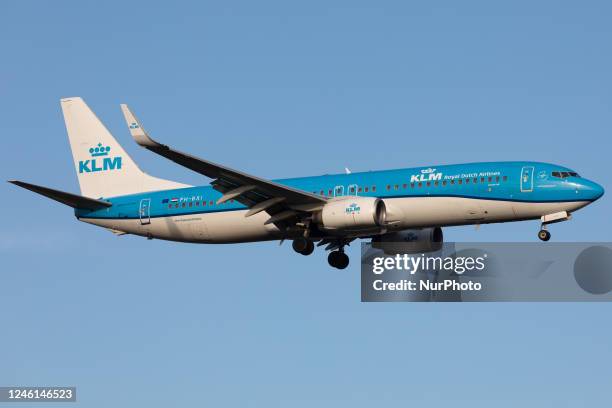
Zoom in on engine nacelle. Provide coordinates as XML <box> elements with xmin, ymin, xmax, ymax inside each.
<box><xmin>371</xmin><ymin>227</ymin><xmax>443</xmax><ymax>254</ymax></box>
<box><xmin>314</xmin><ymin>197</ymin><xmax>386</xmax><ymax>231</ymax></box>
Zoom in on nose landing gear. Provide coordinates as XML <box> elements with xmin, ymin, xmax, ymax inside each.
<box><xmin>538</xmin><ymin>228</ymin><xmax>551</xmax><ymax>241</ymax></box>
<box><xmin>537</xmin><ymin>211</ymin><xmax>570</xmax><ymax>241</ymax></box>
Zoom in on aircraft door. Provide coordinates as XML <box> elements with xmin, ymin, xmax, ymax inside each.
<box><xmin>334</xmin><ymin>185</ymin><xmax>344</xmax><ymax>197</ymax></box>
<box><xmin>347</xmin><ymin>184</ymin><xmax>358</xmax><ymax>196</ymax></box>
<box><xmin>520</xmin><ymin>166</ymin><xmax>534</xmax><ymax>192</ymax></box>
<box><xmin>139</xmin><ymin>198</ymin><xmax>151</xmax><ymax>225</ymax></box>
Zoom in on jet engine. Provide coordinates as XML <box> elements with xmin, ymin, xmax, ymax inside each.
<box><xmin>371</xmin><ymin>227</ymin><xmax>443</xmax><ymax>254</ymax></box>
<box><xmin>314</xmin><ymin>197</ymin><xmax>386</xmax><ymax>231</ymax></box>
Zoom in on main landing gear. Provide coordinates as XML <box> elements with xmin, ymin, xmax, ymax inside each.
<box><xmin>292</xmin><ymin>237</ymin><xmax>314</xmax><ymax>256</ymax></box>
<box><xmin>328</xmin><ymin>250</ymin><xmax>349</xmax><ymax>270</ymax></box>
<box><xmin>291</xmin><ymin>237</ymin><xmax>350</xmax><ymax>269</ymax></box>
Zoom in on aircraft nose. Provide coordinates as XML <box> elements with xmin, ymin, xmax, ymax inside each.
<box><xmin>582</xmin><ymin>179</ymin><xmax>604</xmax><ymax>201</ymax></box>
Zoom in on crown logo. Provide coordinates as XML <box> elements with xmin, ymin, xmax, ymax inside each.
<box><xmin>421</xmin><ymin>168</ymin><xmax>436</xmax><ymax>174</ymax></box>
<box><xmin>89</xmin><ymin>143</ymin><xmax>111</xmax><ymax>157</ymax></box>
<box><xmin>129</xmin><ymin>122</ymin><xmax>139</xmax><ymax>129</ymax></box>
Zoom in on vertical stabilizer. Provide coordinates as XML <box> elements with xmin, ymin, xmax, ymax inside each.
<box><xmin>60</xmin><ymin>97</ymin><xmax>189</xmax><ymax>198</ymax></box>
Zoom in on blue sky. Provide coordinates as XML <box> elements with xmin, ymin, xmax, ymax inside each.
<box><xmin>1</xmin><ymin>1</ymin><xmax>611</xmax><ymax>406</ymax></box>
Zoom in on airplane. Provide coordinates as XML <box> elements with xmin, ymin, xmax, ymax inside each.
<box><xmin>9</xmin><ymin>98</ymin><xmax>604</xmax><ymax>269</ymax></box>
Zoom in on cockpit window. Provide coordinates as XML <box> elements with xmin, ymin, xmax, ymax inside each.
<box><xmin>552</xmin><ymin>171</ymin><xmax>579</xmax><ymax>178</ymax></box>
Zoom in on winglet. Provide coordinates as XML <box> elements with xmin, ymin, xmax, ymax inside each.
<box><xmin>120</xmin><ymin>104</ymin><xmax>163</xmax><ymax>148</ymax></box>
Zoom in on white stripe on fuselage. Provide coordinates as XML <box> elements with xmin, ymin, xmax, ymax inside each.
<box><xmin>79</xmin><ymin>197</ymin><xmax>590</xmax><ymax>243</ymax></box>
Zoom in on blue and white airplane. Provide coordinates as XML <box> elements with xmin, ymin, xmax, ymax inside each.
<box><xmin>9</xmin><ymin>98</ymin><xmax>604</xmax><ymax>268</ymax></box>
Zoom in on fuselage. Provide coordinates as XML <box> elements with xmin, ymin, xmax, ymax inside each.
<box><xmin>76</xmin><ymin>161</ymin><xmax>604</xmax><ymax>243</ymax></box>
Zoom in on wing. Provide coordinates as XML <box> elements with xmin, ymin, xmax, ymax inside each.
<box><xmin>120</xmin><ymin>104</ymin><xmax>327</xmax><ymax>227</ymax></box>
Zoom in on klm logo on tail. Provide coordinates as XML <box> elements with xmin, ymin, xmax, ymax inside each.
<box><xmin>78</xmin><ymin>143</ymin><xmax>122</xmax><ymax>173</ymax></box>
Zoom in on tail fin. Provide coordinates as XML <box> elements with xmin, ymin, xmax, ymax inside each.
<box><xmin>60</xmin><ymin>97</ymin><xmax>189</xmax><ymax>198</ymax></box>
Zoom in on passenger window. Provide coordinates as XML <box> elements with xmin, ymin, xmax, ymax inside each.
<box><xmin>481</xmin><ymin>177</ymin><xmax>485</xmax><ymax>183</ymax></box>
<box><xmin>473</xmin><ymin>178</ymin><xmax>478</xmax><ymax>183</ymax></box>
<box><xmin>442</xmin><ymin>180</ymin><xmax>447</xmax><ymax>186</ymax></box>
<box><xmin>410</xmin><ymin>183</ymin><xmax>415</xmax><ymax>188</ymax></box>
<box><xmin>402</xmin><ymin>183</ymin><xmax>407</xmax><ymax>189</ymax></box>
<box><xmin>495</xmin><ymin>176</ymin><xmax>499</xmax><ymax>182</ymax></box>
<box><xmin>394</xmin><ymin>184</ymin><xmax>399</xmax><ymax>190</ymax></box>
<box><xmin>365</xmin><ymin>187</ymin><xmax>369</xmax><ymax>192</ymax></box>
<box><xmin>426</xmin><ymin>182</ymin><xmax>431</xmax><ymax>187</ymax></box>
<box><xmin>434</xmin><ymin>181</ymin><xmax>439</xmax><ymax>186</ymax></box>
<box><xmin>386</xmin><ymin>185</ymin><xmax>391</xmax><ymax>191</ymax></box>
<box><xmin>450</xmin><ymin>180</ymin><xmax>455</xmax><ymax>185</ymax></box>
<box><xmin>358</xmin><ymin>187</ymin><xmax>362</xmax><ymax>193</ymax></box>
<box><xmin>372</xmin><ymin>186</ymin><xmax>376</xmax><ymax>192</ymax></box>
<box><xmin>465</xmin><ymin>179</ymin><xmax>470</xmax><ymax>184</ymax></box>
<box><xmin>418</xmin><ymin>182</ymin><xmax>422</xmax><ymax>188</ymax></box>
<box><xmin>458</xmin><ymin>179</ymin><xmax>462</xmax><ymax>185</ymax></box>
<box><xmin>503</xmin><ymin>176</ymin><xmax>508</xmax><ymax>182</ymax></box>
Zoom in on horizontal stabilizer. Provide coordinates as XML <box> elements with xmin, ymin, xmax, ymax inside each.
<box><xmin>8</xmin><ymin>180</ymin><xmax>112</xmax><ymax>210</ymax></box>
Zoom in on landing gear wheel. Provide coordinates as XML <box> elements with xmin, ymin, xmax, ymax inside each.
<box><xmin>328</xmin><ymin>251</ymin><xmax>350</xmax><ymax>269</ymax></box>
<box><xmin>328</xmin><ymin>251</ymin><xmax>340</xmax><ymax>267</ymax></box>
<box><xmin>336</xmin><ymin>252</ymin><xmax>349</xmax><ymax>269</ymax></box>
<box><xmin>293</xmin><ymin>238</ymin><xmax>315</xmax><ymax>255</ymax></box>
<box><xmin>538</xmin><ymin>229</ymin><xmax>551</xmax><ymax>241</ymax></box>
<box><xmin>300</xmin><ymin>240</ymin><xmax>315</xmax><ymax>256</ymax></box>
<box><xmin>292</xmin><ymin>238</ymin><xmax>308</xmax><ymax>253</ymax></box>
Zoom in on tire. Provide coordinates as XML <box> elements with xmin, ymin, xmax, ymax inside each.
<box><xmin>538</xmin><ymin>230</ymin><xmax>551</xmax><ymax>241</ymax></box>
<box><xmin>292</xmin><ymin>238</ymin><xmax>308</xmax><ymax>253</ymax></box>
<box><xmin>328</xmin><ymin>251</ymin><xmax>349</xmax><ymax>269</ymax></box>
<box><xmin>336</xmin><ymin>252</ymin><xmax>349</xmax><ymax>269</ymax></box>
<box><xmin>300</xmin><ymin>240</ymin><xmax>315</xmax><ymax>256</ymax></box>
<box><xmin>328</xmin><ymin>251</ymin><xmax>341</xmax><ymax>268</ymax></box>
